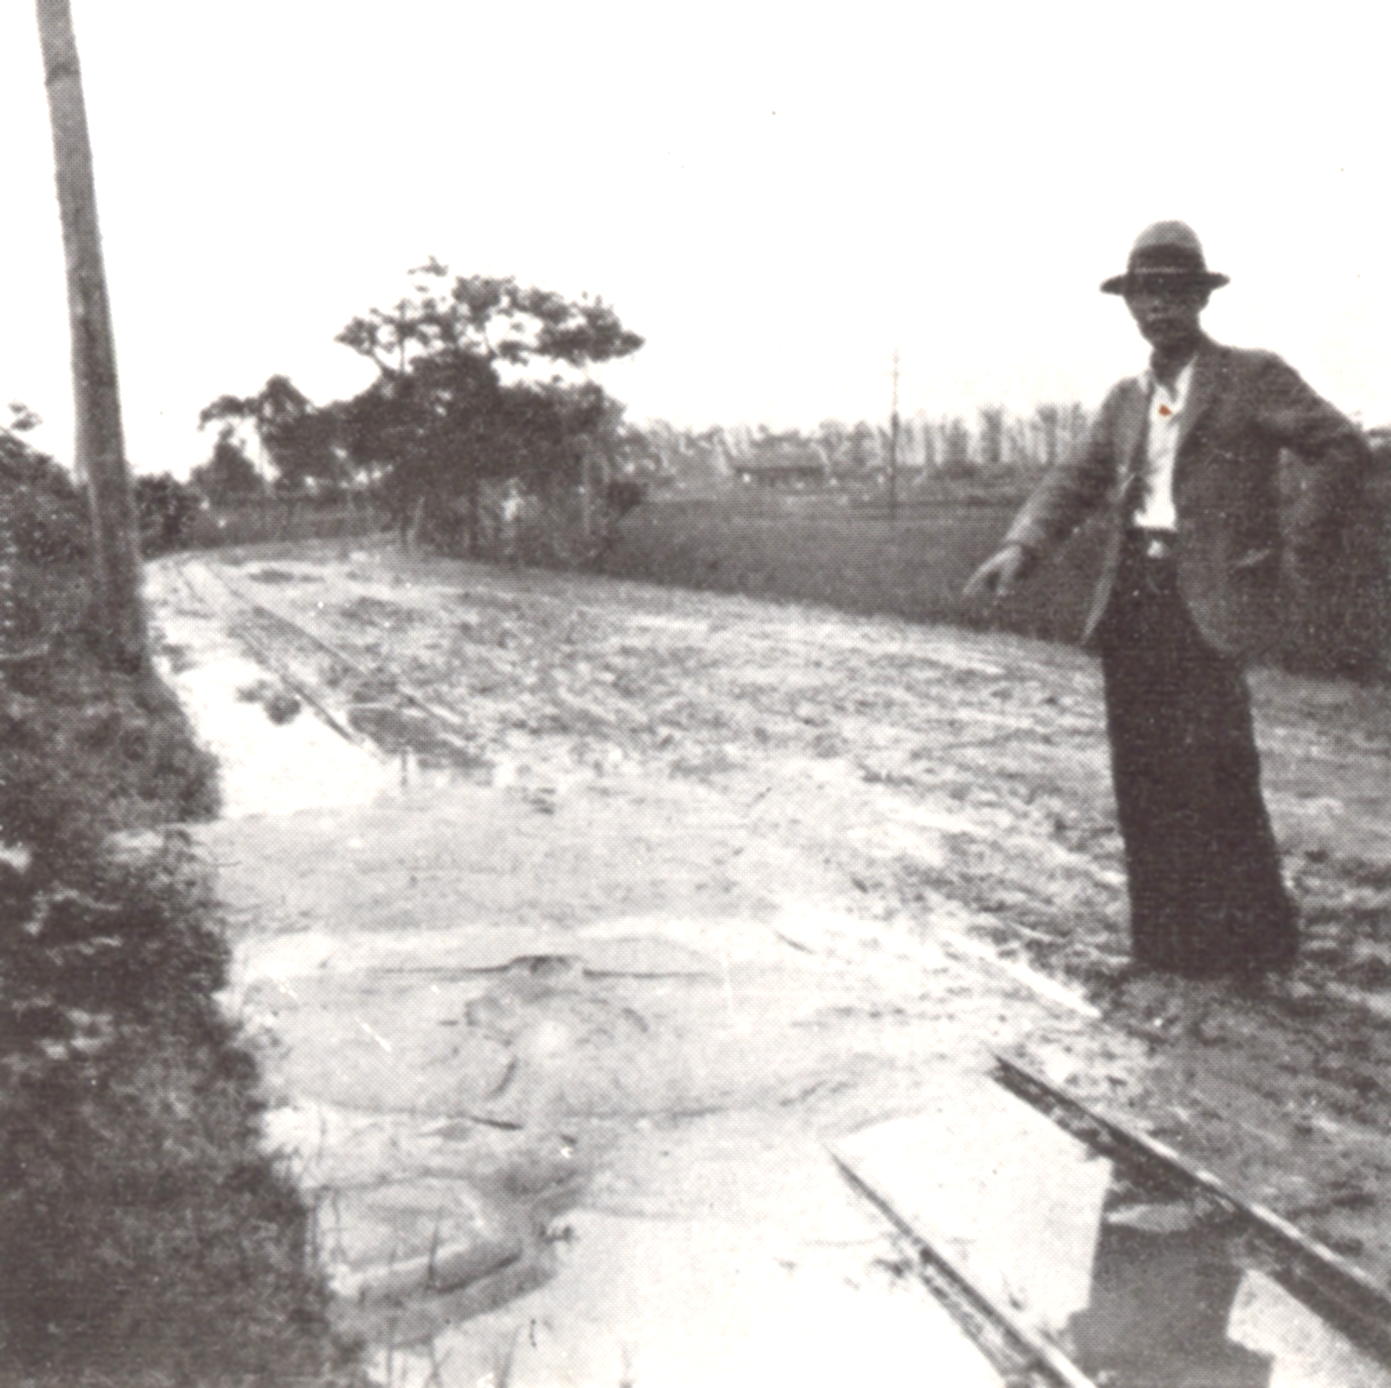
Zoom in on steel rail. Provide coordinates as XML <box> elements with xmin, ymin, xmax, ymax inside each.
<box><xmin>175</xmin><ymin>557</ymin><xmax>478</xmax><ymax>760</ymax></box>
<box><xmin>172</xmin><ymin>558</ymin><xmax>371</xmax><ymax>750</ymax></box>
<box><xmin>992</xmin><ymin>1050</ymin><xmax>1391</xmax><ymax>1366</ymax></box>
<box><xmin>828</xmin><ymin>1148</ymin><xmax>1101</xmax><ymax>1388</ymax></box>
<box><xmin>188</xmin><ymin>557</ymin><xmax>472</xmax><ymax>735</ymax></box>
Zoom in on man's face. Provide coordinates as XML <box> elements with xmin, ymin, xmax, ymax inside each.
<box><xmin>1123</xmin><ymin>278</ymin><xmax>1209</xmax><ymax>354</ymax></box>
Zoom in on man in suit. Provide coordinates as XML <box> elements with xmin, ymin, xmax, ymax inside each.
<box><xmin>967</xmin><ymin>221</ymin><xmax>1367</xmax><ymax>979</ymax></box>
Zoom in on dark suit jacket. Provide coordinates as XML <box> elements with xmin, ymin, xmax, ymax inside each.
<box><xmin>1003</xmin><ymin>337</ymin><xmax>1369</xmax><ymax>659</ymax></box>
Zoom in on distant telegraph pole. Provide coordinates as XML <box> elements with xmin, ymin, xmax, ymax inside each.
<box><xmin>36</xmin><ymin>0</ymin><xmax>147</xmax><ymax>671</ymax></box>
<box><xmin>886</xmin><ymin>349</ymin><xmax>901</xmax><ymax>521</ymax></box>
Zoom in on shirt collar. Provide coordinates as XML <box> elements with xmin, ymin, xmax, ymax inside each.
<box><xmin>1141</xmin><ymin>353</ymin><xmax>1197</xmax><ymax>402</ymax></box>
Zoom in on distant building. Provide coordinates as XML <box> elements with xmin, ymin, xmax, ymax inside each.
<box><xmin>731</xmin><ymin>433</ymin><xmax>829</xmax><ymax>488</ymax></box>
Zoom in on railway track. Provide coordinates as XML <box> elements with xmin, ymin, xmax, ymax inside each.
<box><xmin>169</xmin><ymin>555</ymin><xmax>477</xmax><ymax>764</ymax></box>
<box><xmin>830</xmin><ymin>1148</ymin><xmax>1097</xmax><ymax>1388</ymax></box>
<box><xmin>164</xmin><ymin>549</ymin><xmax>1391</xmax><ymax>1384</ymax></box>
<box><xmin>832</xmin><ymin>1054</ymin><xmax>1391</xmax><ymax>1388</ymax></box>
<box><xmin>992</xmin><ymin>1052</ymin><xmax>1391</xmax><ymax>1366</ymax></box>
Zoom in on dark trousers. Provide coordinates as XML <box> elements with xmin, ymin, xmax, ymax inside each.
<box><xmin>1097</xmin><ymin>541</ymin><xmax>1297</xmax><ymax>975</ymax></box>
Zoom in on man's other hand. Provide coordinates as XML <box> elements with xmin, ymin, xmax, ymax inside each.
<box><xmin>964</xmin><ymin>543</ymin><xmax>1035</xmax><ymax>601</ymax></box>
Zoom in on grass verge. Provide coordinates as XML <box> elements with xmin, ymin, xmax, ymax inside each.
<box><xmin>0</xmin><ymin>837</ymin><xmax>365</xmax><ymax>1387</ymax></box>
<box><xmin>0</xmin><ymin>433</ymin><xmax>369</xmax><ymax>1386</ymax></box>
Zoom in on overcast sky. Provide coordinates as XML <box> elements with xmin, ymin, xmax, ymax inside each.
<box><xmin>3</xmin><ymin>1</ymin><xmax>1389</xmax><ymax>475</ymax></box>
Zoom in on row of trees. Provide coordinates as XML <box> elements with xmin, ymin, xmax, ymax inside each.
<box><xmin>195</xmin><ymin>262</ymin><xmax>1115</xmax><ymax>536</ymax></box>
<box><xmin>193</xmin><ymin>267</ymin><xmax>1102</xmax><ymax>526</ymax></box>
<box><xmin>193</xmin><ymin>263</ymin><xmax>644</xmax><ymax>554</ymax></box>
<box><xmin>627</xmin><ymin>405</ymin><xmax>1095</xmax><ymax>492</ymax></box>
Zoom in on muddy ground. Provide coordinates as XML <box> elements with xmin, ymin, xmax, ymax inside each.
<box><xmin>150</xmin><ymin>540</ymin><xmax>1391</xmax><ymax>1381</ymax></box>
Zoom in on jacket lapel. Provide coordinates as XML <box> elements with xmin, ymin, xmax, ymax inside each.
<box><xmin>1173</xmin><ymin>338</ymin><xmax>1223</xmax><ymax>457</ymax></box>
<box><xmin>1115</xmin><ymin>376</ymin><xmax>1149</xmax><ymax>487</ymax></box>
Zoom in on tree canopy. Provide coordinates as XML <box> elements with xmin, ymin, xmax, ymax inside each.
<box><xmin>336</xmin><ymin>260</ymin><xmax>642</xmax><ymax>377</ymax></box>
<box><xmin>332</xmin><ymin>262</ymin><xmax>643</xmax><ymax>548</ymax></box>
<box><xmin>199</xmin><ymin>375</ymin><xmax>340</xmax><ymax>495</ymax></box>
<box><xmin>190</xmin><ymin>426</ymin><xmax>263</xmax><ymax>502</ymax></box>
<box><xmin>196</xmin><ymin>263</ymin><xmax>644</xmax><ymax>553</ymax></box>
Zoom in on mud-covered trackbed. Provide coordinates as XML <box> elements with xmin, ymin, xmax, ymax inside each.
<box><xmin>149</xmin><ymin>542</ymin><xmax>1391</xmax><ymax>1385</ymax></box>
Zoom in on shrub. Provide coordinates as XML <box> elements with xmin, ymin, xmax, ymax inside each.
<box><xmin>604</xmin><ymin>477</ymin><xmax>646</xmax><ymax>518</ymax></box>
<box><xmin>0</xmin><ymin>430</ymin><xmax>87</xmax><ymax>567</ymax></box>
<box><xmin>135</xmin><ymin>474</ymin><xmax>202</xmax><ymax>555</ymax></box>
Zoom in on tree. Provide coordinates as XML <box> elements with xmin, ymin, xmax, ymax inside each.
<box><xmin>335</xmin><ymin>261</ymin><xmax>643</xmax><ymax>551</ymax></box>
<box><xmin>1057</xmin><ymin>402</ymin><xmax>1092</xmax><ymax>459</ymax></box>
<box><xmin>134</xmin><ymin>475</ymin><xmax>200</xmax><ymax>554</ymax></box>
<box><xmin>199</xmin><ymin>375</ymin><xmax>340</xmax><ymax>495</ymax></box>
<box><xmin>977</xmin><ymin>405</ymin><xmax>1006</xmax><ymax>468</ymax></box>
<box><xmin>940</xmin><ymin>417</ymin><xmax>973</xmax><ymax>473</ymax></box>
<box><xmin>336</xmin><ymin>261</ymin><xmax>643</xmax><ymax>377</ymax></box>
<box><xmin>916</xmin><ymin>414</ymin><xmax>938</xmax><ymax>470</ymax></box>
<box><xmin>1032</xmin><ymin>403</ymin><xmax>1061</xmax><ymax>469</ymax></box>
<box><xmin>190</xmin><ymin>426</ymin><xmax>263</xmax><ymax>502</ymax></box>
<box><xmin>847</xmin><ymin>421</ymin><xmax>878</xmax><ymax>474</ymax></box>
<box><xmin>816</xmin><ymin>420</ymin><xmax>848</xmax><ymax>472</ymax></box>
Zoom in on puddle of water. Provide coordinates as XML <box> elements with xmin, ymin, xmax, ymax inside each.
<box><xmin>166</xmin><ymin>648</ymin><xmax>397</xmax><ymax>816</ymax></box>
<box><xmin>156</xmin><ymin>594</ymin><xmax>482</xmax><ymax>817</ymax></box>
<box><xmin>834</xmin><ymin>1082</ymin><xmax>1391</xmax><ymax>1388</ymax></box>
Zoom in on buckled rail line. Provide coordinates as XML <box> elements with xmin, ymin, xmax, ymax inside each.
<box><xmin>991</xmin><ymin>1051</ymin><xmax>1391</xmax><ymax>1365</ymax></box>
<box><xmin>833</xmin><ymin>1053</ymin><xmax>1391</xmax><ymax>1387</ymax></box>
<box><xmin>829</xmin><ymin>1148</ymin><xmax>1100</xmax><ymax>1388</ymax></box>
<box><xmin>171</xmin><ymin>556</ymin><xmax>475</xmax><ymax>759</ymax></box>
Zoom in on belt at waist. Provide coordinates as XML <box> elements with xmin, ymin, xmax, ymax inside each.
<box><xmin>1125</xmin><ymin>528</ymin><xmax>1177</xmax><ymax>561</ymax></box>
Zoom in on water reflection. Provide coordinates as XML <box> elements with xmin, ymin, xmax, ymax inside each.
<box><xmin>1065</xmin><ymin>1171</ymin><xmax>1272</xmax><ymax>1388</ymax></box>
<box><xmin>833</xmin><ymin>1089</ymin><xmax>1391</xmax><ymax>1388</ymax></box>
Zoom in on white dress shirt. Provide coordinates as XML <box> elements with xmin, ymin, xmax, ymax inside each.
<box><xmin>1131</xmin><ymin>356</ymin><xmax>1195</xmax><ymax>531</ymax></box>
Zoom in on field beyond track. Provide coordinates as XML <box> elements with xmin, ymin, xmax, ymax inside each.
<box><xmin>600</xmin><ymin>482</ymin><xmax>1389</xmax><ymax>678</ymax></box>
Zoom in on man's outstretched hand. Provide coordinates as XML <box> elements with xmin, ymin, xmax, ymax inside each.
<box><xmin>964</xmin><ymin>543</ymin><xmax>1036</xmax><ymax>602</ymax></box>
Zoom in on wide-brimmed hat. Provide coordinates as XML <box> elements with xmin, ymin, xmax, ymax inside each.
<box><xmin>1101</xmin><ymin>221</ymin><xmax>1229</xmax><ymax>295</ymax></box>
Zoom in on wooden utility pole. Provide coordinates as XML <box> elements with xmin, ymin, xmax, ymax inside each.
<box><xmin>36</xmin><ymin>0</ymin><xmax>147</xmax><ymax>671</ymax></box>
<box><xmin>887</xmin><ymin>349</ymin><xmax>901</xmax><ymax>522</ymax></box>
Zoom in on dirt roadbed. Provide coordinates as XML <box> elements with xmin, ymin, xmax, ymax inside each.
<box><xmin>150</xmin><ymin>542</ymin><xmax>1391</xmax><ymax>1383</ymax></box>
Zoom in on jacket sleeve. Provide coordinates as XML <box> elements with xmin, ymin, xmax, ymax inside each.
<box><xmin>1002</xmin><ymin>385</ymin><xmax>1122</xmax><ymax>555</ymax></box>
<box><xmin>1255</xmin><ymin>354</ymin><xmax>1371</xmax><ymax>561</ymax></box>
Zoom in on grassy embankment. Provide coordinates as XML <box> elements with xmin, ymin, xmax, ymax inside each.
<box><xmin>0</xmin><ymin>434</ymin><xmax>366</xmax><ymax>1387</ymax></box>
<box><xmin>600</xmin><ymin>473</ymin><xmax>1390</xmax><ymax>679</ymax></box>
